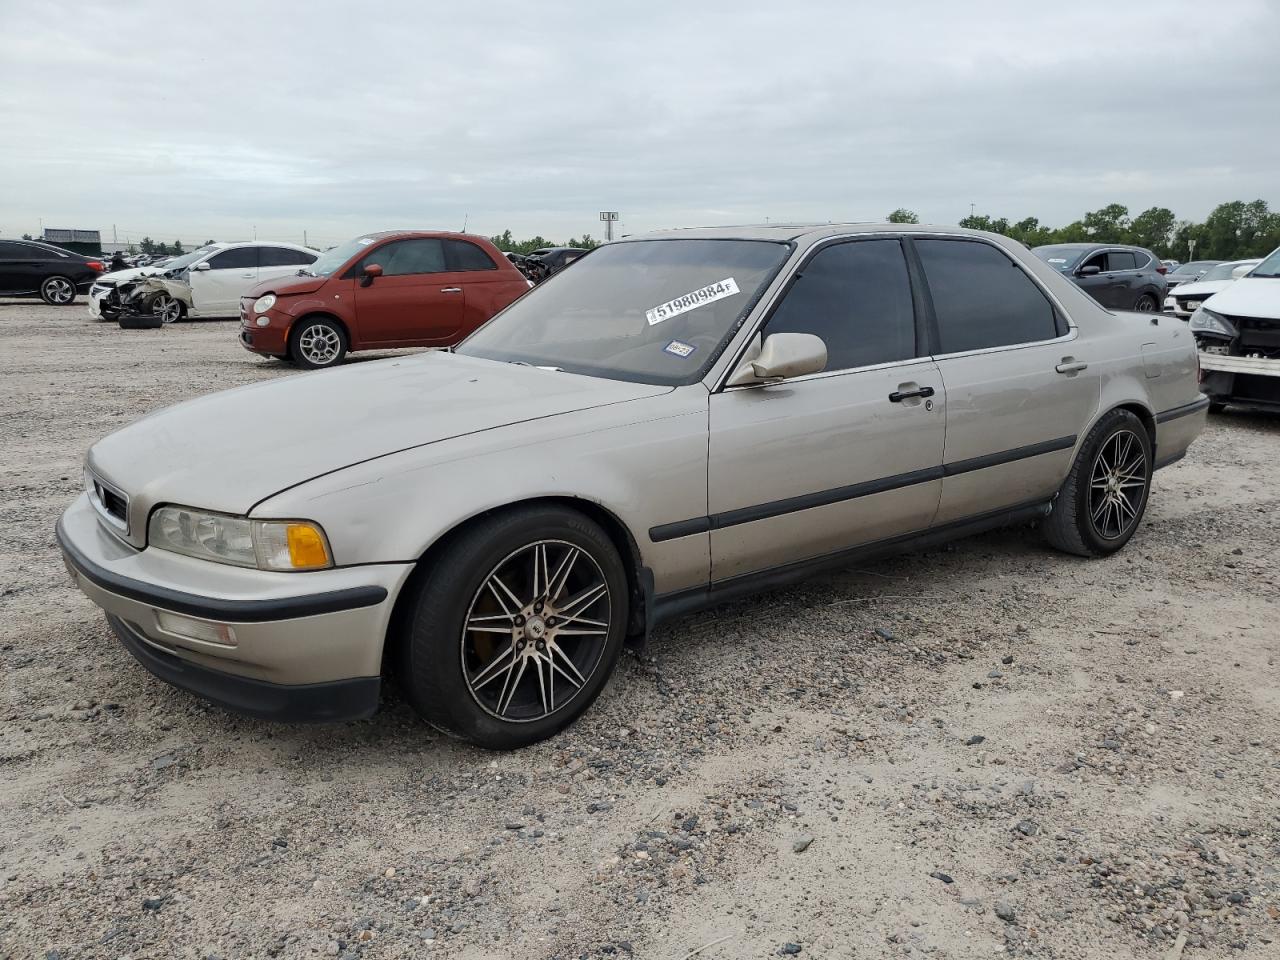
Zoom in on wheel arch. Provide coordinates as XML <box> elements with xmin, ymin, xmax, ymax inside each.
<box><xmin>382</xmin><ymin>496</ymin><xmax>651</xmax><ymax>674</ymax></box>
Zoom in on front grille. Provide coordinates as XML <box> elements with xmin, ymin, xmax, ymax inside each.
<box><xmin>88</xmin><ymin>471</ymin><xmax>130</xmax><ymax>533</ymax></box>
<box><xmin>1227</xmin><ymin>315</ymin><xmax>1280</xmax><ymax>360</ymax></box>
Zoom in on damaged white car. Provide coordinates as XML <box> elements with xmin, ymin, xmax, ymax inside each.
<box><xmin>1192</xmin><ymin>246</ymin><xmax>1280</xmax><ymax>412</ymax></box>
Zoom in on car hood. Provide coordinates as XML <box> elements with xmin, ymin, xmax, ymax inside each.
<box><xmin>1172</xmin><ymin>279</ymin><xmax>1232</xmax><ymax>298</ymax></box>
<box><xmin>247</xmin><ymin>273</ymin><xmax>328</xmax><ymax>298</ymax></box>
<box><xmin>87</xmin><ymin>352</ymin><xmax>672</xmax><ymax>532</ymax></box>
<box><xmin>1202</xmin><ymin>277</ymin><xmax>1280</xmax><ymax>319</ymax></box>
<box><xmin>96</xmin><ymin>266</ymin><xmax>176</xmax><ymax>285</ymax></box>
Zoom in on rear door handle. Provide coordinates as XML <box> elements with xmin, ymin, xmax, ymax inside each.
<box><xmin>1055</xmin><ymin>358</ymin><xmax>1088</xmax><ymax>375</ymax></box>
<box><xmin>441</xmin><ymin>287</ymin><xmax>462</xmax><ymax>293</ymax></box>
<box><xmin>888</xmin><ymin>386</ymin><xmax>935</xmax><ymax>403</ymax></box>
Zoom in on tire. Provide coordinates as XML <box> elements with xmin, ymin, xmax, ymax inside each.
<box><xmin>40</xmin><ymin>275</ymin><xmax>77</xmax><ymax>305</ymax></box>
<box><xmin>1134</xmin><ymin>293</ymin><xmax>1158</xmax><ymax>313</ymax></box>
<box><xmin>1042</xmin><ymin>408</ymin><xmax>1152</xmax><ymax>558</ymax></box>
<box><xmin>1208</xmin><ymin>401</ymin><xmax>1227</xmax><ymax>414</ymax></box>
<box><xmin>395</xmin><ymin>505</ymin><xmax>629</xmax><ymax>750</ymax></box>
<box><xmin>288</xmin><ymin>317</ymin><xmax>347</xmax><ymax>369</ymax></box>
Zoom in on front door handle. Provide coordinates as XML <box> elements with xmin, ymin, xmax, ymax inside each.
<box><xmin>888</xmin><ymin>385</ymin><xmax>935</xmax><ymax>403</ymax></box>
<box><xmin>1055</xmin><ymin>358</ymin><xmax>1088</xmax><ymax>375</ymax></box>
<box><xmin>440</xmin><ymin>287</ymin><xmax>462</xmax><ymax>293</ymax></box>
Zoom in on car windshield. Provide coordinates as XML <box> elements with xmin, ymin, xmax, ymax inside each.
<box><xmin>1198</xmin><ymin>262</ymin><xmax>1245</xmax><ymax>282</ymax></box>
<box><xmin>160</xmin><ymin>247</ymin><xmax>216</xmax><ymax>271</ymax></box>
<box><xmin>1171</xmin><ymin>260</ymin><xmax>1217</xmax><ymax>275</ymax></box>
<box><xmin>1250</xmin><ymin>248</ymin><xmax>1280</xmax><ymax>279</ymax></box>
<box><xmin>307</xmin><ymin>236</ymin><xmax>380</xmax><ymax>276</ymax></box>
<box><xmin>1032</xmin><ymin>246</ymin><xmax>1087</xmax><ymax>271</ymax></box>
<box><xmin>457</xmin><ymin>239</ymin><xmax>792</xmax><ymax>385</ymax></box>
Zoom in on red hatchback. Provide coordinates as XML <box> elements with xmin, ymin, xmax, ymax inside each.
<box><xmin>239</xmin><ymin>231</ymin><xmax>531</xmax><ymax>368</ymax></box>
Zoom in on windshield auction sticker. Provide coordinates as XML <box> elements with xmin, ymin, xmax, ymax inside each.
<box><xmin>646</xmin><ymin>278</ymin><xmax>739</xmax><ymax>326</ymax></box>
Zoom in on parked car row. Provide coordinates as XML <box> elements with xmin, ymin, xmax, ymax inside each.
<box><xmin>1031</xmin><ymin>243</ymin><xmax>1167</xmax><ymax>312</ymax></box>
<box><xmin>58</xmin><ymin>222</ymin><xmax>1212</xmax><ymax>748</ymax></box>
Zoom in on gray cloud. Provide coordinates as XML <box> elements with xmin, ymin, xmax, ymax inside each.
<box><xmin>1</xmin><ymin>0</ymin><xmax>1276</xmax><ymax>248</ymax></box>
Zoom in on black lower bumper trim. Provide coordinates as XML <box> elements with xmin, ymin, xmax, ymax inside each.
<box><xmin>1155</xmin><ymin>396</ymin><xmax>1211</xmax><ymax>423</ymax></box>
<box><xmin>57</xmin><ymin>518</ymin><xmax>387</xmax><ymax>623</ymax></box>
<box><xmin>108</xmin><ymin>614</ymin><xmax>380</xmax><ymax>723</ymax></box>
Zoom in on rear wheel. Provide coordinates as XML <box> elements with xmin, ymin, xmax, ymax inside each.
<box><xmin>1208</xmin><ymin>401</ymin><xmax>1227</xmax><ymax>414</ymax></box>
<box><xmin>1043</xmin><ymin>409</ymin><xmax>1152</xmax><ymax>557</ymax></box>
<box><xmin>1134</xmin><ymin>293</ymin><xmax>1158</xmax><ymax>313</ymax></box>
<box><xmin>289</xmin><ymin>317</ymin><xmax>347</xmax><ymax>369</ymax></box>
<box><xmin>40</xmin><ymin>276</ymin><xmax>76</xmax><ymax>305</ymax></box>
<box><xmin>396</xmin><ymin>506</ymin><xmax>628</xmax><ymax>749</ymax></box>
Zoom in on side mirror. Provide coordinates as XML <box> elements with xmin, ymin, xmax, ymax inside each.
<box><xmin>361</xmin><ymin>263</ymin><xmax>383</xmax><ymax>287</ymax></box>
<box><xmin>726</xmin><ymin>332</ymin><xmax>827</xmax><ymax>386</ymax></box>
<box><xmin>193</xmin><ymin>262</ymin><xmax>211</xmax><ymax>271</ymax></box>
<box><xmin>1078</xmin><ymin>265</ymin><xmax>1101</xmax><ymax>276</ymax></box>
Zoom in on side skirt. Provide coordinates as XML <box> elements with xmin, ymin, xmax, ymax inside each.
<box><xmin>649</xmin><ymin>499</ymin><xmax>1053</xmax><ymax>629</ymax></box>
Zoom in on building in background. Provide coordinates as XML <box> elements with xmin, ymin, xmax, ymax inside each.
<box><xmin>41</xmin><ymin>228</ymin><xmax>102</xmax><ymax>256</ymax></box>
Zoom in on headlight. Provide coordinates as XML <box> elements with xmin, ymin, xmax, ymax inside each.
<box><xmin>148</xmin><ymin>506</ymin><xmax>332</xmax><ymax>571</ymax></box>
<box><xmin>253</xmin><ymin>294</ymin><xmax>277</xmax><ymax>313</ymax></box>
<box><xmin>1188</xmin><ymin>306</ymin><xmax>1236</xmax><ymax>338</ymax></box>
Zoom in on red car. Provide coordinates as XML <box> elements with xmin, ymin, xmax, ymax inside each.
<box><xmin>239</xmin><ymin>231</ymin><xmax>531</xmax><ymax>368</ymax></box>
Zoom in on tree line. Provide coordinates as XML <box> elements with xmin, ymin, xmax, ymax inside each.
<box><xmin>487</xmin><ymin>230</ymin><xmax>601</xmax><ymax>255</ymax></box>
<box><xmin>887</xmin><ymin>200</ymin><xmax>1280</xmax><ymax>261</ymax></box>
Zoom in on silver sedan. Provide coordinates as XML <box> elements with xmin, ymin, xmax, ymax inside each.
<box><xmin>58</xmin><ymin>224</ymin><xmax>1209</xmax><ymax>748</ymax></box>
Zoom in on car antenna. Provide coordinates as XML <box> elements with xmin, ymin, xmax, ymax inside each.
<box><xmin>461</xmin><ymin>213</ymin><xmax>468</xmax><ymax>233</ymax></box>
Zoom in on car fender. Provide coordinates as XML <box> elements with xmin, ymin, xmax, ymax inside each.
<box><xmin>250</xmin><ymin>386</ymin><xmax>713</xmax><ymax>599</ymax></box>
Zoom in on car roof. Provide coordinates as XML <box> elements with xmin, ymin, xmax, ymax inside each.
<box><xmin>356</xmin><ymin>230</ymin><xmax>491</xmax><ymax>242</ymax></box>
<box><xmin>208</xmin><ymin>240</ymin><xmax>315</xmax><ymax>250</ymax></box>
<box><xmin>627</xmin><ymin>223</ymin><xmax>1061</xmax><ymax>245</ymax></box>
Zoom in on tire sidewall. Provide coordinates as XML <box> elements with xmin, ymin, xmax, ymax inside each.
<box><xmin>289</xmin><ymin>317</ymin><xmax>347</xmax><ymax>369</ymax></box>
<box><xmin>1069</xmin><ymin>410</ymin><xmax>1152</xmax><ymax>555</ymax></box>
<box><xmin>402</xmin><ymin>508</ymin><xmax>628</xmax><ymax>749</ymax></box>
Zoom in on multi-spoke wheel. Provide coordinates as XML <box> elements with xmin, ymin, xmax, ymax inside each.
<box><xmin>1133</xmin><ymin>293</ymin><xmax>1158</xmax><ymax>313</ymax></box>
<box><xmin>1087</xmin><ymin>429</ymin><xmax>1147</xmax><ymax>541</ymax></box>
<box><xmin>1043</xmin><ymin>408</ymin><xmax>1152</xmax><ymax>557</ymax></box>
<box><xmin>40</xmin><ymin>275</ymin><xmax>77</xmax><ymax>305</ymax></box>
<box><xmin>396</xmin><ymin>506</ymin><xmax>628</xmax><ymax>749</ymax></box>
<box><xmin>462</xmin><ymin>540</ymin><xmax>611</xmax><ymax>722</ymax></box>
<box><xmin>289</xmin><ymin>316</ymin><xmax>347</xmax><ymax>369</ymax></box>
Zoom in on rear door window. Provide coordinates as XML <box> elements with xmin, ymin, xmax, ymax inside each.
<box><xmin>762</xmin><ymin>238</ymin><xmax>917</xmax><ymax>371</ymax></box>
<box><xmin>915</xmin><ymin>238</ymin><xmax>1060</xmax><ymax>353</ymax></box>
<box><xmin>259</xmin><ymin>246</ymin><xmax>317</xmax><ymax>267</ymax></box>
<box><xmin>1105</xmin><ymin>251</ymin><xmax>1137</xmax><ymax>271</ymax></box>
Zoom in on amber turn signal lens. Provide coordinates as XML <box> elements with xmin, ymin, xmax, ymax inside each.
<box><xmin>286</xmin><ymin>523</ymin><xmax>331</xmax><ymax>569</ymax></box>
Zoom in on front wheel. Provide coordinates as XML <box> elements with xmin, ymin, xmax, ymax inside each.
<box><xmin>289</xmin><ymin>317</ymin><xmax>347</xmax><ymax>369</ymax></box>
<box><xmin>151</xmin><ymin>292</ymin><xmax>185</xmax><ymax>324</ymax></box>
<box><xmin>396</xmin><ymin>506</ymin><xmax>629</xmax><ymax>749</ymax></box>
<box><xmin>40</xmin><ymin>276</ymin><xmax>77</xmax><ymax>305</ymax></box>
<box><xmin>1043</xmin><ymin>408</ymin><xmax>1152</xmax><ymax>557</ymax></box>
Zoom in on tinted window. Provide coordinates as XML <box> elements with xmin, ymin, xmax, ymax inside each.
<box><xmin>764</xmin><ymin>239</ymin><xmax>916</xmax><ymax>370</ymax></box>
<box><xmin>259</xmin><ymin>246</ymin><xmax>317</xmax><ymax>267</ymax></box>
<box><xmin>356</xmin><ymin>238</ymin><xmax>446</xmax><ymax>276</ymax></box>
<box><xmin>916</xmin><ymin>239</ymin><xmax>1059</xmax><ymax>353</ymax></box>
<box><xmin>445</xmin><ymin>239</ymin><xmax>497</xmax><ymax>271</ymax></box>
<box><xmin>207</xmin><ymin>247</ymin><xmax>259</xmax><ymax>270</ymax></box>
<box><xmin>1080</xmin><ymin>252</ymin><xmax>1106</xmax><ymax>272</ymax></box>
<box><xmin>0</xmin><ymin>241</ymin><xmax>29</xmax><ymax>260</ymax></box>
<box><xmin>1106</xmin><ymin>251</ymin><xmax>1137</xmax><ymax>271</ymax></box>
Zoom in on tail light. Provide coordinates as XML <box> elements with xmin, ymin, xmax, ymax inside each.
<box><xmin>1156</xmin><ymin>265</ymin><xmax>1167</xmax><ymax>274</ymax></box>
<box><xmin>86</xmin><ymin>260</ymin><xmax>104</xmax><ymax>272</ymax></box>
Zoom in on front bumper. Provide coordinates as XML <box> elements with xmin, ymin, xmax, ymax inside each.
<box><xmin>238</xmin><ymin>303</ymin><xmax>290</xmax><ymax>355</ymax></box>
<box><xmin>1197</xmin><ymin>352</ymin><xmax>1280</xmax><ymax>377</ymax></box>
<box><xmin>57</xmin><ymin>493</ymin><xmax>414</xmax><ymax>721</ymax></box>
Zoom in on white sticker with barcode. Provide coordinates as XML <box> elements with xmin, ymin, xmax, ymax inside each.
<box><xmin>646</xmin><ymin>277</ymin><xmax>739</xmax><ymax>326</ymax></box>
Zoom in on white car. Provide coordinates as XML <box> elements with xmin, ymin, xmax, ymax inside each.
<box><xmin>1163</xmin><ymin>259</ymin><xmax>1262</xmax><ymax>319</ymax></box>
<box><xmin>1191</xmin><ymin>245</ymin><xmax>1280</xmax><ymax>412</ymax></box>
<box><xmin>88</xmin><ymin>241</ymin><xmax>318</xmax><ymax>323</ymax></box>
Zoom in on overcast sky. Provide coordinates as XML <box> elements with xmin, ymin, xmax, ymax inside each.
<box><xmin>1</xmin><ymin>1</ymin><xmax>1277</xmax><ymax>249</ymax></box>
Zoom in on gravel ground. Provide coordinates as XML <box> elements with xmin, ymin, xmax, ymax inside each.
<box><xmin>2</xmin><ymin>299</ymin><xmax>1278</xmax><ymax>960</ymax></box>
